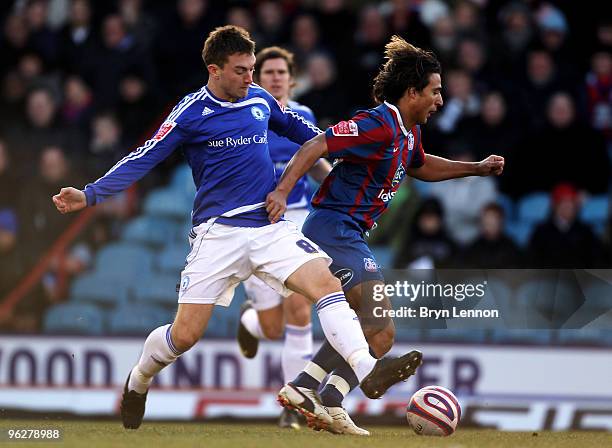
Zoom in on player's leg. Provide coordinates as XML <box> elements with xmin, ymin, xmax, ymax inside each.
<box><xmin>317</xmin><ymin>280</ymin><xmax>395</xmax><ymax>418</ymax></box>
<box><xmin>282</xmin><ymin>293</ymin><xmax>313</xmax><ymax>384</ymax></box>
<box><xmin>122</xmin><ymin>303</ymin><xmax>213</xmax><ymax>429</ymax></box>
<box><xmin>238</xmin><ymin>275</ymin><xmax>284</xmax><ymax>358</ymax></box>
<box><xmin>122</xmin><ymin>221</ymin><xmax>250</xmax><ymax>429</ymax></box>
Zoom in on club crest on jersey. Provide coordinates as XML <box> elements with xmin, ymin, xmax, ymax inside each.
<box><xmin>331</xmin><ymin>120</ymin><xmax>358</xmax><ymax>137</ymax></box>
<box><xmin>407</xmin><ymin>131</ymin><xmax>415</xmax><ymax>151</ymax></box>
<box><xmin>251</xmin><ymin>106</ymin><xmax>266</xmax><ymax>121</ymax></box>
<box><xmin>153</xmin><ymin>121</ymin><xmax>176</xmax><ymax>141</ymax></box>
<box><xmin>364</xmin><ymin>258</ymin><xmax>379</xmax><ymax>272</ymax></box>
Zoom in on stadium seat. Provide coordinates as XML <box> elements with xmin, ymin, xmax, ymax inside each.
<box><xmin>505</xmin><ymin>220</ymin><xmax>534</xmax><ymax>247</ymax></box>
<box><xmin>371</xmin><ymin>245</ymin><xmax>393</xmax><ymax>270</ymax></box>
<box><xmin>496</xmin><ymin>193</ymin><xmax>515</xmax><ymax>222</ymax></box>
<box><xmin>394</xmin><ymin>327</ymin><xmax>424</xmax><ymax>343</ymax></box>
<box><xmin>411</xmin><ymin>179</ymin><xmax>432</xmax><ymax>197</ymax></box>
<box><xmin>108</xmin><ymin>304</ymin><xmax>172</xmax><ymax>336</ymax></box>
<box><xmin>170</xmin><ymin>163</ymin><xmax>197</xmax><ymax>202</ymax></box>
<box><xmin>175</xmin><ymin>220</ymin><xmax>194</xmax><ymax>243</ymax></box>
<box><xmin>43</xmin><ymin>303</ymin><xmax>105</xmax><ymax>335</ymax></box>
<box><xmin>517</xmin><ymin>192</ymin><xmax>550</xmax><ymax>224</ymax></box>
<box><xmin>515</xmin><ymin>280</ymin><xmax>581</xmax><ymax>329</ymax></box>
<box><xmin>156</xmin><ymin>243</ymin><xmax>189</xmax><ymax>274</ymax></box>
<box><xmin>143</xmin><ymin>187</ymin><xmax>192</xmax><ymax>220</ymax></box>
<box><xmin>121</xmin><ymin>215</ymin><xmax>181</xmax><ymax>248</ymax></box>
<box><xmin>580</xmin><ymin>195</ymin><xmax>609</xmax><ymax>226</ymax></box>
<box><xmin>69</xmin><ymin>272</ymin><xmax>129</xmax><ymax>309</ymax></box>
<box><xmin>94</xmin><ymin>242</ymin><xmax>154</xmax><ymax>279</ymax></box>
<box><xmin>132</xmin><ymin>273</ymin><xmax>180</xmax><ymax>310</ymax></box>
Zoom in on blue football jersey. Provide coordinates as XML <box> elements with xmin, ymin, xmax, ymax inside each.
<box><xmin>83</xmin><ymin>83</ymin><xmax>321</xmax><ymax>227</ymax></box>
<box><xmin>269</xmin><ymin>100</ymin><xmax>316</xmax><ymax>209</ymax></box>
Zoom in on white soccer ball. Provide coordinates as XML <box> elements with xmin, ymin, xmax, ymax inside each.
<box><xmin>406</xmin><ymin>385</ymin><xmax>461</xmax><ymax>436</ymax></box>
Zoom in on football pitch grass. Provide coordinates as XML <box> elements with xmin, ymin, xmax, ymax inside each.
<box><xmin>2</xmin><ymin>421</ymin><xmax>612</xmax><ymax>448</ymax></box>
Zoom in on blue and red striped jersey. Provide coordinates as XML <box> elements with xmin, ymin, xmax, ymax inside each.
<box><xmin>312</xmin><ymin>101</ymin><xmax>425</xmax><ymax>230</ymax></box>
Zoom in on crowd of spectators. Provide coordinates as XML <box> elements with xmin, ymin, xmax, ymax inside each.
<box><xmin>0</xmin><ymin>0</ymin><xmax>610</xmax><ymax>331</ymax></box>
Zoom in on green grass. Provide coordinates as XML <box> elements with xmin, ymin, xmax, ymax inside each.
<box><xmin>1</xmin><ymin>421</ymin><xmax>611</xmax><ymax>448</ymax></box>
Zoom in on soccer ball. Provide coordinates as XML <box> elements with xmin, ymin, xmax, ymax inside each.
<box><xmin>406</xmin><ymin>385</ymin><xmax>461</xmax><ymax>436</ymax></box>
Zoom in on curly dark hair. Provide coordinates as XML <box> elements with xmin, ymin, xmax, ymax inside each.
<box><xmin>372</xmin><ymin>36</ymin><xmax>441</xmax><ymax>104</ymax></box>
<box><xmin>202</xmin><ymin>25</ymin><xmax>256</xmax><ymax>67</ymax></box>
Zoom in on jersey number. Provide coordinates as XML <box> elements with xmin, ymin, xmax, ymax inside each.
<box><xmin>296</xmin><ymin>239</ymin><xmax>318</xmax><ymax>254</ymax></box>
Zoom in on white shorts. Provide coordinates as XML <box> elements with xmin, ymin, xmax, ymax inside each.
<box><xmin>178</xmin><ymin>216</ymin><xmax>329</xmax><ymax>307</ymax></box>
<box><xmin>244</xmin><ymin>208</ymin><xmax>311</xmax><ymax>310</ymax></box>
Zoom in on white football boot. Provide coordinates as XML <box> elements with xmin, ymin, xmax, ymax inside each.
<box><xmin>325</xmin><ymin>406</ymin><xmax>371</xmax><ymax>436</ymax></box>
<box><xmin>277</xmin><ymin>383</ymin><xmax>334</xmax><ymax>432</ymax></box>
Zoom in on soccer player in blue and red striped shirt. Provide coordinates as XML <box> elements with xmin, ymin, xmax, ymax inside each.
<box><xmin>267</xmin><ymin>36</ymin><xmax>504</xmax><ymax>435</ymax></box>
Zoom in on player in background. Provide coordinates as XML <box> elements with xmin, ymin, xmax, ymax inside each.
<box><xmin>266</xmin><ymin>36</ymin><xmax>504</xmax><ymax>435</ymax></box>
<box><xmin>52</xmin><ymin>26</ymin><xmax>423</xmax><ymax>431</ymax></box>
<box><xmin>237</xmin><ymin>46</ymin><xmax>331</xmax><ymax>430</ymax></box>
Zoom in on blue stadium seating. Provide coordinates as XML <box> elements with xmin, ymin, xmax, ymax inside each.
<box><xmin>94</xmin><ymin>242</ymin><xmax>154</xmax><ymax>279</ymax></box>
<box><xmin>121</xmin><ymin>215</ymin><xmax>181</xmax><ymax>248</ymax></box>
<box><xmin>108</xmin><ymin>304</ymin><xmax>172</xmax><ymax>335</ymax></box>
<box><xmin>69</xmin><ymin>272</ymin><xmax>129</xmax><ymax>309</ymax></box>
<box><xmin>371</xmin><ymin>245</ymin><xmax>393</xmax><ymax>270</ymax></box>
<box><xmin>43</xmin><ymin>303</ymin><xmax>105</xmax><ymax>335</ymax></box>
<box><xmin>580</xmin><ymin>195</ymin><xmax>609</xmax><ymax>226</ymax></box>
<box><xmin>170</xmin><ymin>163</ymin><xmax>197</xmax><ymax>202</ymax></box>
<box><xmin>505</xmin><ymin>220</ymin><xmax>535</xmax><ymax>247</ymax></box>
<box><xmin>557</xmin><ymin>329</ymin><xmax>611</xmax><ymax>346</ymax></box>
<box><xmin>411</xmin><ymin>179</ymin><xmax>432</xmax><ymax>197</ymax></box>
<box><xmin>175</xmin><ymin>220</ymin><xmax>193</xmax><ymax>243</ymax></box>
<box><xmin>143</xmin><ymin>187</ymin><xmax>192</xmax><ymax>220</ymax></box>
<box><xmin>156</xmin><ymin>243</ymin><xmax>189</xmax><ymax>274</ymax></box>
<box><xmin>515</xmin><ymin>280</ymin><xmax>580</xmax><ymax>328</ymax></box>
<box><xmin>517</xmin><ymin>192</ymin><xmax>550</xmax><ymax>224</ymax></box>
<box><xmin>496</xmin><ymin>193</ymin><xmax>515</xmax><ymax>221</ymax></box>
<box><xmin>132</xmin><ymin>273</ymin><xmax>180</xmax><ymax>310</ymax></box>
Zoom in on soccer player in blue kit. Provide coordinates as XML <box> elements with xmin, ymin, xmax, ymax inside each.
<box><xmin>52</xmin><ymin>26</ymin><xmax>422</xmax><ymax>430</ymax></box>
<box><xmin>237</xmin><ymin>46</ymin><xmax>332</xmax><ymax>429</ymax></box>
<box><xmin>266</xmin><ymin>36</ymin><xmax>504</xmax><ymax>434</ymax></box>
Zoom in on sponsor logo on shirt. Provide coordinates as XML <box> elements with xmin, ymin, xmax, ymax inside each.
<box><xmin>331</xmin><ymin>120</ymin><xmax>358</xmax><ymax>136</ymax></box>
<box><xmin>333</xmin><ymin>268</ymin><xmax>354</xmax><ymax>287</ymax></box>
<box><xmin>377</xmin><ymin>164</ymin><xmax>406</xmax><ymax>203</ymax></box>
<box><xmin>251</xmin><ymin>106</ymin><xmax>266</xmax><ymax>121</ymax></box>
<box><xmin>363</xmin><ymin>258</ymin><xmax>379</xmax><ymax>272</ymax></box>
<box><xmin>207</xmin><ymin>130</ymin><xmax>268</xmax><ymax>149</ymax></box>
<box><xmin>153</xmin><ymin>121</ymin><xmax>177</xmax><ymax>141</ymax></box>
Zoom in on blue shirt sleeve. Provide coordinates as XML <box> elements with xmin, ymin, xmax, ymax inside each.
<box><xmin>83</xmin><ymin>109</ymin><xmax>195</xmax><ymax>206</ymax></box>
<box><xmin>261</xmin><ymin>89</ymin><xmax>322</xmax><ymax>145</ymax></box>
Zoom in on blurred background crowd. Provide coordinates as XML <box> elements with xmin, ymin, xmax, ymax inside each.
<box><xmin>0</xmin><ymin>0</ymin><xmax>611</xmax><ymax>335</ymax></box>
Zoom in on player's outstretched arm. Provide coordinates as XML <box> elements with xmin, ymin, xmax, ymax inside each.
<box><xmin>266</xmin><ymin>133</ymin><xmax>328</xmax><ymax>223</ymax></box>
<box><xmin>308</xmin><ymin>158</ymin><xmax>332</xmax><ymax>183</ymax></box>
<box><xmin>407</xmin><ymin>154</ymin><xmax>504</xmax><ymax>182</ymax></box>
<box><xmin>52</xmin><ymin>187</ymin><xmax>87</xmax><ymax>214</ymax></box>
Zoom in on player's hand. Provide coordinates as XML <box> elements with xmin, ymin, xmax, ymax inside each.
<box><xmin>476</xmin><ymin>155</ymin><xmax>504</xmax><ymax>176</ymax></box>
<box><xmin>265</xmin><ymin>189</ymin><xmax>287</xmax><ymax>224</ymax></box>
<box><xmin>52</xmin><ymin>187</ymin><xmax>87</xmax><ymax>214</ymax></box>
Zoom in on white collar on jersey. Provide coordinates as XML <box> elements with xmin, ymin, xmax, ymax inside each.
<box><xmin>204</xmin><ymin>85</ymin><xmax>271</xmax><ymax>111</ymax></box>
<box><xmin>383</xmin><ymin>101</ymin><xmax>409</xmax><ymax>136</ymax></box>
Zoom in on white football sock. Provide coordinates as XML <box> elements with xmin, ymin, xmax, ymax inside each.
<box><xmin>315</xmin><ymin>292</ymin><xmax>376</xmax><ymax>382</ymax></box>
<box><xmin>282</xmin><ymin>323</ymin><xmax>313</xmax><ymax>383</ymax></box>
<box><xmin>128</xmin><ymin>324</ymin><xmax>181</xmax><ymax>394</ymax></box>
<box><xmin>240</xmin><ymin>307</ymin><xmax>267</xmax><ymax>340</ymax></box>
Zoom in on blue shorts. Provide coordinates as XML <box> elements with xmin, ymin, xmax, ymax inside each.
<box><xmin>302</xmin><ymin>208</ymin><xmax>384</xmax><ymax>292</ymax></box>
